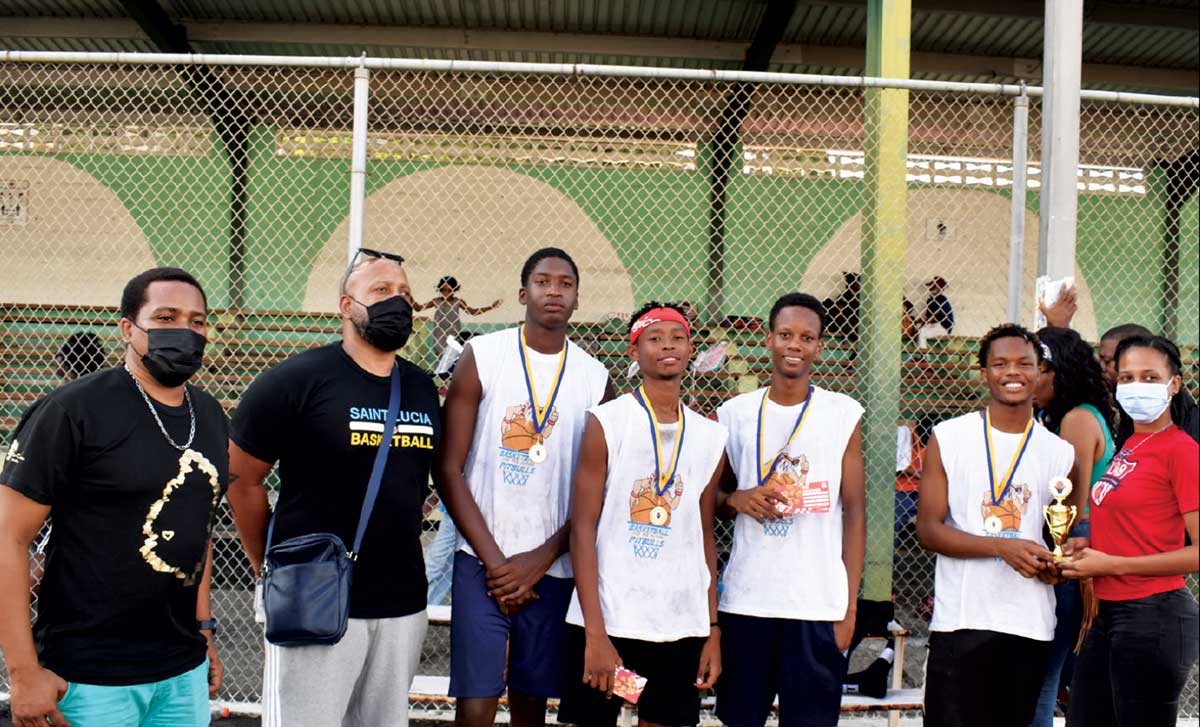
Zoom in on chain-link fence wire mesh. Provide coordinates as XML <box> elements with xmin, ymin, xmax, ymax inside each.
<box><xmin>1</xmin><ymin>60</ymin><xmax>1197</xmax><ymax>720</ymax></box>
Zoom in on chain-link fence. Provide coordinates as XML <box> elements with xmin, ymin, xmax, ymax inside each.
<box><xmin>1</xmin><ymin>54</ymin><xmax>1197</xmax><ymax>720</ymax></box>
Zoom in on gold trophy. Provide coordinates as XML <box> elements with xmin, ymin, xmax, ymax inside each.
<box><xmin>1043</xmin><ymin>476</ymin><xmax>1078</xmax><ymax>563</ymax></box>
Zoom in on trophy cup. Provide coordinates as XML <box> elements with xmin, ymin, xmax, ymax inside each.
<box><xmin>1043</xmin><ymin>476</ymin><xmax>1077</xmax><ymax>562</ymax></box>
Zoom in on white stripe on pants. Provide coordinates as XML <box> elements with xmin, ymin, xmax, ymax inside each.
<box><xmin>262</xmin><ymin>611</ymin><xmax>428</xmax><ymax>727</ymax></box>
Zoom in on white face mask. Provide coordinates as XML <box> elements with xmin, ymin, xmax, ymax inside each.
<box><xmin>1116</xmin><ymin>381</ymin><xmax>1173</xmax><ymax>423</ymax></box>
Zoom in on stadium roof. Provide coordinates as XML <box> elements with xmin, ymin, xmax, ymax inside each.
<box><xmin>1</xmin><ymin>0</ymin><xmax>1197</xmax><ymax>93</ymax></box>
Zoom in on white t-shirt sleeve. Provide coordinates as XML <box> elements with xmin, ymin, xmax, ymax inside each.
<box><xmin>464</xmin><ymin>333</ymin><xmax>496</xmax><ymax>395</ymax></box>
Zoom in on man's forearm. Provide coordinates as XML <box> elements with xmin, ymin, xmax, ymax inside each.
<box><xmin>841</xmin><ymin>503</ymin><xmax>866</xmax><ymax>615</ymax></box>
<box><xmin>226</xmin><ymin>480</ymin><xmax>271</xmax><ymax>575</ymax></box>
<box><xmin>196</xmin><ymin>542</ymin><xmax>214</xmax><ymax>621</ymax></box>
<box><xmin>919</xmin><ymin>519</ymin><xmax>1006</xmax><ymax>559</ymax></box>
<box><xmin>539</xmin><ymin>522</ymin><xmax>571</xmax><ymax>561</ymax></box>
<box><xmin>437</xmin><ymin>473</ymin><xmax>504</xmax><ymax>568</ymax></box>
<box><xmin>570</xmin><ymin>521</ymin><xmax>606</xmax><ymax>635</ymax></box>
<box><xmin>0</xmin><ymin>540</ymin><xmax>39</xmax><ymax>672</ymax></box>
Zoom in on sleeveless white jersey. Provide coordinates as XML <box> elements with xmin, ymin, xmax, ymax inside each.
<box><xmin>459</xmin><ymin>327</ymin><xmax>609</xmax><ymax>578</ymax></box>
<box><xmin>930</xmin><ymin>411</ymin><xmax>1074</xmax><ymax>641</ymax></box>
<box><xmin>717</xmin><ymin>386</ymin><xmax>864</xmax><ymax>621</ymax></box>
<box><xmin>565</xmin><ymin>393</ymin><xmax>728</xmax><ymax>641</ymax></box>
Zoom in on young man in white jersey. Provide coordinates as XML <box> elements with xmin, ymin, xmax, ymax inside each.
<box><xmin>714</xmin><ymin>292</ymin><xmax>866</xmax><ymax>727</ymax></box>
<box><xmin>916</xmin><ymin>324</ymin><xmax>1075</xmax><ymax>727</ymax></box>
<box><xmin>560</xmin><ymin>302</ymin><xmax>727</xmax><ymax>727</ymax></box>
<box><xmin>437</xmin><ymin>247</ymin><xmax>613</xmax><ymax>727</ymax></box>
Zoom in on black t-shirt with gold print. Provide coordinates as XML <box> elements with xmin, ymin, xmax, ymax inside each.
<box><xmin>0</xmin><ymin>366</ymin><xmax>228</xmax><ymax>686</ymax></box>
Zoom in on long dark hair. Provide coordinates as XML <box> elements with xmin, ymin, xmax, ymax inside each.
<box><xmin>1036</xmin><ymin>327</ymin><xmax>1115</xmax><ymax>433</ymax></box>
<box><xmin>1113</xmin><ymin>335</ymin><xmax>1188</xmax><ymax>448</ymax></box>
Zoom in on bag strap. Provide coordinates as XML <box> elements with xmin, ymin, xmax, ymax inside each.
<box><xmin>264</xmin><ymin>362</ymin><xmax>401</xmax><ymax>561</ymax></box>
<box><xmin>350</xmin><ymin>363</ymin><xmax>402</xmax><ymax>559</ymax></box>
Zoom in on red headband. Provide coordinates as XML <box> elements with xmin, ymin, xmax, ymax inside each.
<box><xmin>630</xmin><ymin>307</ymin><xmax>691</xmax><ymax>344</ymax></box>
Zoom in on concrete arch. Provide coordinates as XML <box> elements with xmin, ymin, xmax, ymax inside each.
<box><xmin>800</xmin><ymin>188</ymin><xmax>1098</xmax><ymax>340</ymax></box>
<box><xmin>0</xmin><ymin>157</ymin><xmax>156</xmax><ymax>305</ymax></box>
<box><xmin>303</xmin><ymin>166</ymin><xmax>634</xmax><ymax>322</ymax></box>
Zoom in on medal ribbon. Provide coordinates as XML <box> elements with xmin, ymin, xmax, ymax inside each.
<box><xmin>756</xmin><ymin>385</ymin><xmax>814</xmax><ymax>486</ymax></box>
<box><xmin>517</xmin><ymin>324</ymin><xmax>569</xmax><ymax>437</ymax></box>
<box><xmin>633</xmin><ymin>385</ymin><xmax>686</xmax><ymax>497</ymax></box>
<box><xmin>981</xmin><ymin>409</ymin><xmax>1034</xmax><ymax>505</ymax></box>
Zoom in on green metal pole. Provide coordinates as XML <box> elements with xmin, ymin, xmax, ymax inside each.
<box><xmin>860</xmin><ymin>0</ymin><xmax>911</xmax><ymax>602</ymax></box>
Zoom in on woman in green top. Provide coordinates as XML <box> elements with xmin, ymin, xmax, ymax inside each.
<box><xmin>1028</xmin><ymin>326</ymin><xmax>1116</xmax><ymax>727</ymax></box>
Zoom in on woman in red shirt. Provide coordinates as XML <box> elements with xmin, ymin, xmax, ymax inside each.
<box><xmin>1061</xmin><ymin>335</ymin><xmax>1199</xmax><ymax>727</ymax></box>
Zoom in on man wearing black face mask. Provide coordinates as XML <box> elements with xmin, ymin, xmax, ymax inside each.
<box><xmin>0</xmin><ymin>267</ymin><xmax>228</xmax><ymax>727</ymax></box>
<box><xmin>227</xmin><ymin>248</ymin><xmax>441</xmax><ymax>727</ymax></box>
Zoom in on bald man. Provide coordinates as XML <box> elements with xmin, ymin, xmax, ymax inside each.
<box><xmin>226</xmin><ymin>249</ymin><xmax>442</xmax><ymax>727</ymax></box>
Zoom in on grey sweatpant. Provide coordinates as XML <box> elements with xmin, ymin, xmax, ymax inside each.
<box><xmin>262</xmin><ymin>611</ymin><xmax>428</xmax><ymax>727</ymax></box>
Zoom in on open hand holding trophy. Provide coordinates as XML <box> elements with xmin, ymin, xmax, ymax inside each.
<box><xmin>1043</xmin><ymin>476</ymin><xmax>1078</xmax><ymax>562</ymax></box>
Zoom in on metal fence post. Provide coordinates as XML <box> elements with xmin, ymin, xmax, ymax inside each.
<box><xmin>348</xmin><ymin>62</ymin><xmax>371</xmax><ymax>264</ymax></box>
<box><xmin>1038</xmin><ymin>0</ymin><xmax>1083</xmax><ymax>280</ymax></box>
<box><xmin>1007</xmin><ymin>84</ymin><xmax>1029</xmax><ymax>323</ymax></box>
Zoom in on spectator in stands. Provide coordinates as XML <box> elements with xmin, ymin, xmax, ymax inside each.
<box><xmin>226</xmin><ymin>248</ymin><xmax>440</xmax><ymax>727</ymax></box>
<box><xmin>823</xmin><ymin>271</ymin><xmax>861</xmax><ymax>340</ymax></box>
<box><xmin>917</xmin><ymin>324</ymin><xmax>1073</xmax><ymax>727</ymax></box>
<box><xmin>414</xmin><ymin>275</ymin><xmax>502</xmax><ymax>358</ymax></box>
<box><xmin>713</xmin><ymin>292</ymin><xmax>866</xmax><ymax>727</ymax></box>
<box><xmin>1028</xmin><ymin>326</ymin><xmax>1116</xmax><ymax>727</ymax></box>
<box><xmin>1100</xmin><ymin>324</ymin><xmax>1199</xmax><ymax>446</ymax></box>
<box><xmin>901</xmin><ymin>299</ymin><xmax>919</xmax><ymax>342</ymax></box>
<box><xmin>436</xmin><ymin>248</ymin><xmax>612</xmax><ymax>727</ymax></box>
<box><xmin>55</xmin><ymin>332</ymin><xmax>106</xmax><ymax>381</ymax></box>
<box><xmin>559</xmin><ymin>302</ymin><xmax>724</xmax><ymax>727</ymax></box>
<box><xmin>1062</xmin><ymin>334</ymin><xmax>1199</xmax><ymax>727</ymax></box>
<box><xmin>917</xmin><ymin>276</ymin><xmax>955</xmax><ymax>348</ymax></box>
<box><xmin>0</xmin><ymin>267</ymin><xmax>226</xmax><ymax>727</ymax></box>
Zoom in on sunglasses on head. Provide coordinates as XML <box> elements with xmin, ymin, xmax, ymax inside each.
<box><xmin>351</xmin><ymin>247</ymin><xmax>405</xmax><ymax>267</ymax></box>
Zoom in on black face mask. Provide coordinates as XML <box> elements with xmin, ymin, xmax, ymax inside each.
<box><xmin>132</xmin><ymin>325</ymin><xmax>206</xmax><ymax>388</ymax></box>
<box><xmin>352</xmin><ymin>295</ymin><xmax>414</xmax><ymax>352</ymax></box>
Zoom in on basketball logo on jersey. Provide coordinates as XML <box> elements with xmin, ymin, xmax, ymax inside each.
<box><xmin>498</xmin><ymin>403</ymin><xmax>559</xmax><ymax>486</ymax></box>
<box><xmin>980</xmin><ymin>482</ymin><xmax>1032</xmax><ymax>536</ymax></box>
<box><xmin>1091</xmin><ymin>455</ymin><xmax>1137</xmax><ymax>507</ymax></box>
<box><xmin>628</xmin><ymin>474</ymin><xmax>683</xmax><ymax>559</ymax></box>
<box><xmin>761</xmin><ymin>453</ymin><xmax>830</xmax><ymax>537</ymax></box>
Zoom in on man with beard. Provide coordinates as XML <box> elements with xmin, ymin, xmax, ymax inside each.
<box><xmin>226</xmin><ymin>248</ymin><xmax>441</xmax><ymax>727</ymax></box>
<box><xmin>0</xmin><ymin>267</ymin><xmax>226</xmax><ymax>727</ymax></box>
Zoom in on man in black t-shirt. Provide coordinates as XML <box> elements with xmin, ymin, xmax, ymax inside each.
<box><xmin>227</xmin><ymin>249</ymin><xmax>441</xmax><ymax>727</ymax></box>
<box><xmin>0</xmin><ymin>267</ymin><xmax>228</xmax><ymax>727</ymax></box>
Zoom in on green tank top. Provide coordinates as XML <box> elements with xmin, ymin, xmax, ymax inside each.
<box><xmin>1076</xmin><ymin>403</ymin><xmax>1116</xmax><ymax>487</ymax></box>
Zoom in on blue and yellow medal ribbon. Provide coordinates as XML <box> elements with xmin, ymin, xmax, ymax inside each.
<box><xmin>756</xmin><ymin>385</ymin><xmax>814</xmax><ymax>487</ymax></box>
<box><xmin>633</xmin><ymin>384</ymin><xmax>686</xmax><ymax>496</ymax></box>
<box><xmin>981</xmin><ymin>409</ymin><xmax>1034</xmax><ymax>505</ymax></box>
<box><xmin>517</xmin><ymin>324</ymin><xmax>569</xmax><ymax>438</ymax></box>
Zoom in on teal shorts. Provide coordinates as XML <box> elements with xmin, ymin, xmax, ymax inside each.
<box><xmin>57</xmin><ymin>659</ymin><xmax>209</xmax><ymax>727</ymax></box>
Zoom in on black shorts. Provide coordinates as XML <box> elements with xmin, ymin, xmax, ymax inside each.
<box><xmin>557</xmin><ymin>625</ymin><xmax>707</xmax><ymax>727</ymax></box>
<box><xmin>924</xmin><ymin>629</ymin><xmax>1050</xmax><ymax>727</ymax></box>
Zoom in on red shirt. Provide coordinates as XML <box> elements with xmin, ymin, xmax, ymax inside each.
<box><xmin>1090</xmin><ymin>425</ymin><xmax>1199</xmax><ymax>601</ymax></box>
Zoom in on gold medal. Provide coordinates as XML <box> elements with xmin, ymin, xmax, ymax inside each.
<box><xmin>518</xmin><ymin>325</ymin><xmax>567</xmax><ymax>464</ymax></box>
<box><xmin>528</xmin><ymin>442</ymin><xmax>548</xmax><ymax>463</ymax></box>
<box><xmin>650</xmin><ymin>506</ymin><xmax>670</xmax><ymax>526</ymax></box>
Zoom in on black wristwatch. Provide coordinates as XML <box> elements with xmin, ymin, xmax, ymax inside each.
<box><xmin>197</xmin><ymin>618</ymin><xmax>219</xmax><ymax>634</ymax></box>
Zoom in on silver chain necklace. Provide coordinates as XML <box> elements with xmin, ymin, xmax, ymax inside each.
<box><xmin>124</xmin><ymin>364</ymin><xmax>196</xmax><ymax>451</ymax></box>
<box><xmin>1118</xmin><ymin>422</ymin><xmax>1171</xmax><ymax>461</ymax></box>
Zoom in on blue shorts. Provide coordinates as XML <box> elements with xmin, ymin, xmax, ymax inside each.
<box><xmin>716</xmin><ymin>612</ymin><xmax>847</xmax><ymax>727</ymax></box>
<box><xmin>57</xmin><ymin>659</ymin><xmax>209</xmax><ymax>727</ymax></box>
<box><xmin>448</xmin><ymin>550</ymin><xmax>574</xmax><ymax>699</ymax></box>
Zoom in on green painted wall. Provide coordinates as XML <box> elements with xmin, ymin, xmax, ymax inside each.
<box><xmin>17</xmin><ymin>131</ymin><xmax>1197</xmax><ymax>343</ymax></box>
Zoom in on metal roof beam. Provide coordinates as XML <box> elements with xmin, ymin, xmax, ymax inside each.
<box><xmin>3</xmin><ymin>17</ymin><xmax>1196</xmax><ymax>92</ymax></box>
<box><xmin>804</xmin><ymin>0</ymin><xmax>1199</xmax><ymax>29</ymax></box>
